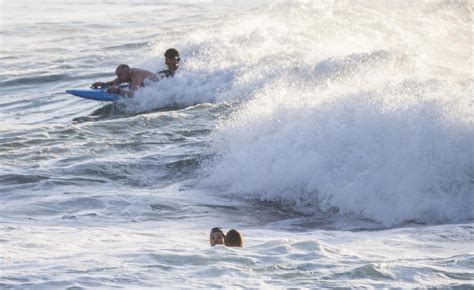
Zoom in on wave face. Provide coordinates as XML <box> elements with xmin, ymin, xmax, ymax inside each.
<box><xmin>203</xmin><ymin>1</ymin><xmax>474</xmax><ymax>226</ymax></box>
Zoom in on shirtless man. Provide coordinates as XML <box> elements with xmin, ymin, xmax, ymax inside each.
<box><xmin>91</xmin><ymin>64</ymin><xmax>157</xmax><ymax>97</ymax></box>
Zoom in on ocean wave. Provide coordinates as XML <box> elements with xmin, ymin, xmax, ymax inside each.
<box><xmin>0</xmin><ymin>73</ymin><xmax>74</xmax><ymax>87</ymax></box>
<box><xmin>0</xmin><ymin>174</ymin><xmax>50</xmax><ymax>185</ymax></box>
<box><xmin>206</xmin><ymin>75</ymin><xmax>473</xmax><ymax>225</ymax></box>
<box><xmin>200</xmin><ymin>1</ymin><xmax>473</xmax><ymax>226</ymax></box>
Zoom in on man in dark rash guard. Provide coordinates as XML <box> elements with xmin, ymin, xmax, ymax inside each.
<box><xmin>157</xmin><ymin>48</ymin><xmax>180</xmax><ymax>79</ymax></box>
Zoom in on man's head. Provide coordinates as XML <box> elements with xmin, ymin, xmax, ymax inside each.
<box><xmin>164</xmin><ymin>48</ymin><xmax>180</xmax><ymax>70</ymax></box>
<box><xmin>115</xmin><ymin>64</ymin><xmax>131</xmax><ymax>82</ymax></box>
<box><xmin>224</xmin><ymin>229</ymin><xmax>243</xmax><ymax>247</ymax></box>
<box><xmin>209</xmin><ymin>227</ymin><xmax>225</xmax><ymax>246</ymax></box>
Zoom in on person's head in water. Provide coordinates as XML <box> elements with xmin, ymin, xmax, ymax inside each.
<box><xmin>115</xmin><ymin>64</ymin><xmax>131</xmax><ymax>82</ymax></box>
<box><xmin>164</xmin><ymin>48</ymin><xmax>180</xmax><ymax>71</ymax></box>
<box><xmin>209</xmin><ymin>227</ymin><xmax>225</xmax><ymax>247</ymax></box>
<box><xmin>224</xmin><ymin>229</ymin><xmax>243</xmax><ymax>247</ymax></box>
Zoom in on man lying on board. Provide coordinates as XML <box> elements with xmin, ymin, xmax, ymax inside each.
<box><xmin>91</xmin><ymin>48</ymin><xmax>181</xmax><ymax>97</ymax></box>
<box><xmin>91</xmin><ymin>64</ymin><xmax>157</xmax><ymax>97</ymax></box>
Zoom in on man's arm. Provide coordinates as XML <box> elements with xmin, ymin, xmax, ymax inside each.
<box><xmin>128</xmin><ymin>77</ymin><xmax>142</xmax><ymax>92</ymax></box>
<box><xmin>107</xmin><ymin>75</ymin><xmax>141</xmax><ymax>97</ymax></box>
<box><xmin>107</xmin><ymin>86</ymin><xmax>134</xmax><ymax>97</ymax></box>
<box><xmin>91</xmin><ymin>78</ymin><xmax>121</xmax><ymax>89</ymax></box>
<box><xmin>106</xmin><ymin>70</ymin><xmax>156</xmax><ymax>97</ymax></box>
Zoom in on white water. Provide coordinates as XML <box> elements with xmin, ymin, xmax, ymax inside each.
<box><xmin>204</xmin><ymin>1</ymin><xmax>474</xmax><ymax>226</ymax></box>
<box><xmin>0</xmin><ymin>0</ymin><xmax>473</xmax><ymax>288</ymax></box>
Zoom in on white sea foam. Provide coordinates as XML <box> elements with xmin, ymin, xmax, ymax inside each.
<box><xmin>1</xmin><ymin>1</ymin><xmax>473</xmax><ymax>288</ymax></box>
<box><xmin>200</xmin><ymin>1</ymin><xmax>474</xmax><ymax>225</ymax></box>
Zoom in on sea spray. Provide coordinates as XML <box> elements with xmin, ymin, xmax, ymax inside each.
<box><xmin>200</xmin><ymin>1</ymin><xmax>473</xmax><ymax>225</ymax></box>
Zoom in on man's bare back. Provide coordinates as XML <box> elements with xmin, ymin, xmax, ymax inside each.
<box><xmin>127</xmin><ymin>68</ymin><xmax>157</xmax><ymax>90</ymax></box>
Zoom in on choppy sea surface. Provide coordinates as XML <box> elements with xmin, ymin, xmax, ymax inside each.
<box><xmin>1</xmin><ymin>0</ymin><xmax>473</xmax><ymax>288</ymax></box>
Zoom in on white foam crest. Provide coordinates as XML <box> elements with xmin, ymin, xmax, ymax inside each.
<box><xmin>126</xmin><ymin>0</ymin><xmax>472</xmax><ymax>115</ymax></box>
<box><xmin>127</xmin><ymin>1</ymin><xmax>394</xmax><ymax>113</ymax></box>
<box><xmin>201</xmin><ymin>1</ymin><xmax>474</xmax><ymax>225</ymax></box>
<box><xmin>207</xmin><ymin>73</ymin><xmax>473</xmax><ymax>225</ymax></box>
<box><xmin>120</xmin><ymin>71</ymin><xmax>219</xmax><ymax>113</ymax></box>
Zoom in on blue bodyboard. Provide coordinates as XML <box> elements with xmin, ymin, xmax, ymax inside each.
<box><xmin>66</xmin><ymin>88</ymin><xmax>122</xmax><ymax>102</ymax></box>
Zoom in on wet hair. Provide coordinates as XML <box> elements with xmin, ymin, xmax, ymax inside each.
<box><xmin>116</xmin><ymin>64</ymin><xmax>130</xmax><ymax>73</ymax></box>
<box><xmin>224</xmin><ymin>229</ymin><xmax>243</xmax><ymax>247</ymax></box>
<box><xmin>164</xmin><ymin>48</ymin><xmax>180</xmax><ymax>62</ymax></box>
<box><xmin>210</xmin><ymin>227</ymin><xmax>225</xmax><ymax>236</ymax></box>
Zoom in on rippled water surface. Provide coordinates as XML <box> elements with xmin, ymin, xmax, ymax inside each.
<box><xmin>1</xmin><ymin>0</ymin><xmax>473</xmax><ymax>288</ymax></box>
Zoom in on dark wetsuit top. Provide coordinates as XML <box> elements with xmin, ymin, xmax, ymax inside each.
<box><xmin>157</xmin><ymin>69</ymin><xmax>176</xmax><ymax>78</ymax></box>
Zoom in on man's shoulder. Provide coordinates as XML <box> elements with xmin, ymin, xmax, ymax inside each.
<box><xmin>157</xmin><ymin>69</ymin><xmax>175</xmax><ymax>78</ymax></box>
<box><xmin>130</xmin><ymin>68</ymin><xmax>155</xmax><ymax>75</ymax></box>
